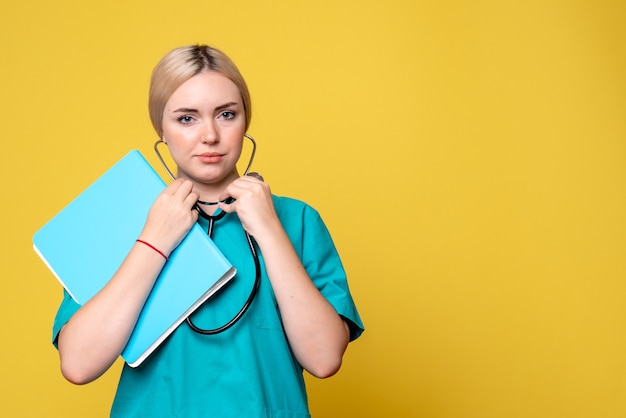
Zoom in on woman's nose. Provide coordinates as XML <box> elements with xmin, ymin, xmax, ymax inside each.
<box><xmin>201</xmin><ymin>121</ymin><xmax>219</xmax><ymax>144</ymax></box>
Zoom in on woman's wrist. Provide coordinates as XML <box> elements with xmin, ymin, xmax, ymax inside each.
<box><xmin>135</xmin><ymin>239</ymin><xmax>169</xmax><ymax>261</ymax></box>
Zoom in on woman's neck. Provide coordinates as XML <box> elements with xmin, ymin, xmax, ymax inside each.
<box><xmin>184</xmin><ymin>170</ymin><xmax>240</xmax><ymax>208</ymax></box>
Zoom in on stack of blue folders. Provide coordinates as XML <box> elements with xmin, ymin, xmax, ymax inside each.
<box><xmin>33</xmin><ymin>150</ymin><xmax>236</xmax><ymax>367</ymax></box>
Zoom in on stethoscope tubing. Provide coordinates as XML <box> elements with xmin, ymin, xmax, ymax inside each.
<box><xmin>154</xmin><ymin>133</ymin><xmax>257</xmax><ymax>180</ymax></box>
<box><xmin>153</xmin><ymin>135</ymin><xmax>261</xmax><ymax>335</ymax></box>
<box><xmin>186</xmin><ymin>210</ymin><xmax>261</xmax><ymax>335</ymax></box>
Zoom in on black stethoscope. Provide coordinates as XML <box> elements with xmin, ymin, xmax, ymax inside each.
<box><xmin>154</xmin><ymin>134</ymin><xmax>261</xmax><ymax>335</ymax></box>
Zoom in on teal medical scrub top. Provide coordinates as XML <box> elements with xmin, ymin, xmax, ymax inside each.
<box><xmin>53</xmin><ymin>196</ymin><xmax>364</xmax><ymax>418</ymax></box>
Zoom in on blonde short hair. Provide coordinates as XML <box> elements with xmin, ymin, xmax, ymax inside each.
<box><xmin>148</xmin><ymin>45</ymin><xmax>252</xmax><ymax>136</ymax></box>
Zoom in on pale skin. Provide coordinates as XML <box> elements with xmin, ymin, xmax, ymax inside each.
<box><xmin>58</xmin><ymin>71</ymin><xmax>350</xmax><ymax>384</ymax></box>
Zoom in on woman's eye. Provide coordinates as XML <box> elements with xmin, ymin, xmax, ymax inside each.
<box><xmin>178</xmin><ymin>115</ymin><xmax>194</xmax><ymax>124</ymax></box>
<box><xmin>220</xmin><ymin>111</ymin><xmax>236</xmax><ymax>120</ymax></box>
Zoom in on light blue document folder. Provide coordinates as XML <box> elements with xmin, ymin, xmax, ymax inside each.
<box><xmin>33</xmin><ymin>150</ymin><xmax>236</xmax><ymax>367</ymax></box>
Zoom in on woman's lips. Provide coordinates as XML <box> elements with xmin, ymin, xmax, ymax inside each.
<box><xmin>196</xmin><ymin>152</ymin><xmax>224</xmax><ymax>163</ymax></box>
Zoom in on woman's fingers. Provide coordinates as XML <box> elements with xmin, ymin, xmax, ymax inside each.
<box><xmin>141</xmin><ymin>179</ymin><xmax>199</xmax><ymax>252</ymax></box>
<box><xmin>218</xmin><ymin>176</ymin><xmax>276</xmax><ymax>237</ymax></box>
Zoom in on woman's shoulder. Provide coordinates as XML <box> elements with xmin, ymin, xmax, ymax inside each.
<box><xmin>271</xmin><ymin>194</ymin><xmax>322</xmax><ymax>221</ymax></box>
<box><xmin>272</xmin><ymin>194</ymin><xmax>314</xmax><ymax>211</ymax></box>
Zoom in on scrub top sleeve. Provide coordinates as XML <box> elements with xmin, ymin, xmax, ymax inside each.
<box><xmin>301</xmin><ymin>206</ymin><xmax>364</xmax><ymax>341</ymax></box>
<box><xmin>51</xmin><ymin>290</ymin><xmax>81</xmax><ymax>349</ymax></box>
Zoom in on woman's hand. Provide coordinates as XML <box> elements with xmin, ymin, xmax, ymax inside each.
<box><xmin>139</xmin><ymin>178</ymin><xmax>199</xmax><ymax>255</ymax></box>
<box><xmin>58</xmin><ymin>178</ymin><xmax>199</xmax><ymax>384</ymax></box>
<box><xmin>218</xmin><ymin>176</ymin><xmax>349</xmax><ymax>377</ymax></box>
<box><xmin>217</xmin><ymin>175</ymin><xmax>278</xmax><ymax>238</ymax></box>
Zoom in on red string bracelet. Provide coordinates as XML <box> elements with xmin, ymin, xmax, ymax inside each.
<box><xmin>136</xmin><ymin>239</ymin><xmax>168</xmax><ymax>261</ymax></box>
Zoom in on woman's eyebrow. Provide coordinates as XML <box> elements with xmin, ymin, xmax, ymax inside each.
<box><xmin>214</xmin><ymin>102</ymin><xmax>239</xmax><ymax>111</ymax></box>
<box><xmin>172</xmin><ymin>107</ymin><xmax>199</xmax><ymax>113</ymax></box>
<box><xmin>172</xmin><ymin>102</ymin><xmax>240</xmax><ymax>114</ymax></box>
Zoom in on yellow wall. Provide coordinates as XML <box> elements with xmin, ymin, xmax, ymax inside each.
<box><xmin>2</xmin><ymin>0</ymin><xmax>625</xmax><ymax>416</ymax></box>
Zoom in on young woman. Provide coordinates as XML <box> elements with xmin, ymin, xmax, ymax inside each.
<box><xmin>53</xmin><ymin>44</ymin><xmax>363</xmax><ymax>417</ymax></box>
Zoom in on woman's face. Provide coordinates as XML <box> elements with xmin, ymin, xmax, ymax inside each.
<box><xmin>161</xmin><ymin>71</ymin><xmax>246</xmax><ymax>189</ymax></box>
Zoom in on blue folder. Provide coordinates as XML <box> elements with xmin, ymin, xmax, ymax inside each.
<box><xmin>33</xmin><ymin>150</ymin><xmax>236</xmax><ymax>367</ymax></box>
